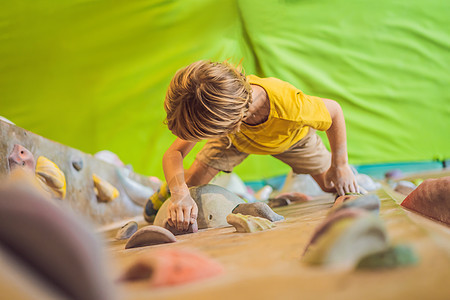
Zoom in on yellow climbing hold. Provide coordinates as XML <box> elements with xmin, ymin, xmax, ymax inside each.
<box><xmin>35</xmin><ymin>156</ymin><xmax>66</xmax><ymax>199</ymax></box>
<box><xmin>93</xmin><ymin>173</ymin><xmax>119</xmax><ymax>202</ymax></box>
<box><xmin>226</xmin><ymin>213</ymin><xmax>275</xmax><ymax>233</ymax></box>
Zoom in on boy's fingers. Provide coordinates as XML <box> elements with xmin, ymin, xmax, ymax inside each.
<box><xmin>176</xmin><ymin>207</ymin><xmax>184</xmax><ymax>230</ymax></box>
<box><xmin>170</xmin><ymin>209</ymin><xmax>177</xmax><ymax>227</ymax></box>
<box><xmin>182</xmin><ymin>208</ymin><xmax>191</xmax><ymax>231</ymax></box>
<box><xmin>337</xmin><ymin>186</ymin><xmax>345</xmax><ymax>196</ymax></box>
<box><xmin>167</xmin><ymin>217</ymin><xmax>174</xmax><ymax>227</ymax></box>
<box><xmin>191</xmin><ymin>204</ymin><xmax>198</xmax><ymax>224</ymax></box>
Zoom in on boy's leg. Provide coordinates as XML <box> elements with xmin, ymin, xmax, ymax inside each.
<box><xmin>272</xmin><ymin>128</ymin><xmax>336</xmax><ymax>193</ymax></box>
<box><xmin>144</xmin><ymin>137</ymin><xmax>248</xmax><ymax>222</ymax></box>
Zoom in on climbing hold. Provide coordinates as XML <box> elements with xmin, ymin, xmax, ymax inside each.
<box><xmin>92</xmin><ymin>174</ymin><xmax>119</xmax><ymax>203</ymax></box>
<box><xmin>117</xmin><ymin>168</ymin><xmax>154</xmax><ymax>207</ymax></box>
<box><xmin>401</xmin><ymin>177</ymin><xmax>450</xmax><ymax>225</ymax></box>
<box><xmin>232</xmin><ymin>202</ymin><xmax>284</xmax><ymax>222</ymax></box>
<box><xmin>356</xmin><ymin>244</ymin><xmax>418</xmax><ymax>269</ymax></box>
<box><xmin>356</xmin><ymin>173</ymin><xmax>381</xmax><ymax>191</ymax></box>
<box><xmin>269</xmin><ymin>192</ymin><xmax>312</xmax><ymax>208</ymax></box>
<box><xmin>302</xmin><ymin>213</ymin><xmax>389</xmax><ymax>268</ymax></box>
<box><xmin>163</xmin><ymin>218</ymin><xmax>198</xmax><ymax>236</ymax></box>
<box><xmin>394</xmin><ymin>180</ymin><xmax>416</xmax><ymax>195</ymax></box>
<box><xmin>94</xmin><ymin>150</ymin><xmax>125</xmax><ymax>167</ymax></box>
<box><xmin>333</xmin><ymin>194</ymin><xmax>360</xmax><ymax>207</ymax></box>
<box><xmin>71</xmin><ymin>156</ymin><xmax>83</xmax><ymax>171</ymax></box>
<box><xmin>268</xmin><ymin>197</ymin><xmax>291</xmax><ymax>208</ymax></box>
<box><xmin>0</xmin><ymin>185</ymin><xmax>113</xmax><ymax>300</ymax></box>
<box><xmin>385</xmin><ymin>169</ymin><xmax>403</xmax><ymax>180</ymax></box>
<box><xmin>304</xmin><ymin>208</ymin><xmax>369</xmax><ymax>252</ymax></box>
<box><xmin>254</xmin><ymin>185</ymin><xmax>273</xmax><ymax>201</ymax></box>
<box><xmin>115</xmin><ymin>221</ymin><xmax>138</xmax><ymax>240</ymax></box>
<box><xmin>8</xmin><ymin>144</ymin><xmax>35</xmax><ymax>173</ymax></box>
<box><xmin>329</xmin><ymin>194</ymin><xmax>380</xmax><ymax>215</ymax></box>
<box><xmin>226</xmin><ymin>213</ymin><xmax>275</xmax><ymax>233</ymax></box>
<box><xmin>154</xmin><ymin>184</ymin><xmax>244</xmax><ymax>229</ymax></box>
<box><xmin>125</xmin><ymin>225</ymin><xmax>176</xmax><ymax>249</ymax></box>
<box><xmin>35</xmin><ymin>156</ymin><xmax>67</xmax><ymax>199</ymax></box>
<box><xmin>119</xmin><ymin>248</ymin><xmax>223</xmax><ymax>287</ymax></box>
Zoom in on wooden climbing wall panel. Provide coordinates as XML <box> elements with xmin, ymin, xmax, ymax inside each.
<box><xmin>104</xmin><ymin>182</ymin><xmax>450</xmax><ymax>300</ymax></box>
<box><xmin>0</xmin><ymin>120</ymin><xmax>157</xmax><ymax>227</ymax></box>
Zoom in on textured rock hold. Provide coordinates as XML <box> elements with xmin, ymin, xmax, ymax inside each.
<box><xmin>117</xmin><ymin>168</ymin><xmax>154</xmax><ymax>207</ymax></box>
<box><xmin>8</xmin><ymin>144</ymin><xmax>35</xmax><ymax>173</ymax></box>
<box><xmin>232</xmin><ymin>202</ymin><xmax>284</xmax><ymax>222</ymax></box>
<box><xmin>115</xmin><ymin>221</ymin><xmax>138</xmax><ymax>240</ymax></box>
<box><xmin>125</xmin><ymin>225</ymin><xmax>176</xmax><ymax>249</ymax></box>
<box><xmin>394</xmin><ymin>180</ymin><xmax>416</xmax><ymax>196</ymax></box>
<box><xmin>0</xmin><ymin>186</ymin><xmax>113</xmax><ymax>300</ymax></box>
<box><xmin>401</xmin><ymin>177</ymin><xmax>450</xmax><ymax>225</ymax></box>
<box><xmin>385</xmin><ymin>169</ymin><xmax>403</xmax><ymax>180</ymax></box>
<box><xmin>119</xmin><ymin>249</ymin><xmax>224</xmax><ymax>287</ymax></box>
<box><xmin>329</xmin><ymin>194</ymin><xmax>380</xmax><ymax>215</ymax></box>
<box><xmin>269</xmin><ymin>192</ymin><xmax>312</xmax><ymax>207</ymax></box>
<box><xmin>268</xmin><ymin>197</ymin><xmax>291</xmax><ymax>208</ymax></box>
<box><xmin>35</xmin><ymin>156</ymin><xmax>67</xmax><ymax>199</ymax></box>
<box><xmin>302</xmin><ymin>214</ymin><xmax>389</xmax><ymax>267</ymax></box>
<box><xmin>226</xmin><ymin>213</ymin><xmax>275</xmax><ymax>233</ymax></box>
<box><xmin>93</xmin><ymin>173</ymin><xmax>119</xmax><ymax>203</ymax></box>
<box><xmin>71</xmin><ymin>156</ymin><xmax>83</xmax><ymax>171</ymax></box>
<box><xmin>305</xmin><ymin>208</ymin><xmax>369</xmax><ymax>252</ymax></box>
<box><xmin>94</xmin><ymin>150</ymin><xmax>125</xmax><ymax>167</ymax></box>
<box><xmin>254</xmin><ymin>185</ymin><xmax>273</xmax><ymax>201</ymax></box>
<box><xmin>154</xmin><ymin>184</ymin><xmax>245</xmax><ymax>230</ymax></box>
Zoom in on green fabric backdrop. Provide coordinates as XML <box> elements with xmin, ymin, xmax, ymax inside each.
<box><xmin>1</xmin><ymin>0</ymin><xmax>449</xmax><ymax>180</ymax></box>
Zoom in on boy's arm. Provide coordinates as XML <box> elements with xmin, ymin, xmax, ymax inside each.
<box><xmin>162</xmin><ymin>138</ymin><xmax>198</xmax><ymax>231</ymax></box>
<box><xmin>322</xmin><ymin>98</ymin><xmax>359</xmax><ymax>195</ymax></box>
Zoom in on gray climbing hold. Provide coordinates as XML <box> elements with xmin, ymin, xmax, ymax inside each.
<box><xmin>232</xmin><ymin>202</ymin><xmax>284</xmax><ymax>222</ymax></box>
<box><xmin>268</xmin><ymin>197</ymin><xmax>291</xmax><ymax>208</ymax></box>
<box><xmin>154</xmin><ymin>184</ymin><xmax>245</xmax><ymax>230</ymax></box>
<box><xmin>328</xmin><ymin>194</ymin><xmax>380</xmax><ymax>216</ymax></box>
<box><xmin>125</xmin><ymin>225</ymin><xmax>176</xmax><ymax>249</ymax></box>
<box><xmin>302</xmin><ymin>213</ymin><xmax>389</xmax><ymax>268</ymax></box>
<box><xmin>115</xmin><ymin>221</ymin><xmax>138</xmax><ymax>240</ymax></box>
<box><xmin>226</xmin><ymin>213</ymin><xmax>275</xmax><ymax>233</ymax></box>
<box><xmin>116</xmin><ymin>168</ymin><xmax>154</xmax><ymax>207</ymax></box>
<box><xmin>394</xmin><ymin>180</ymin><xmax>416</xmax><ymax>196</ymax></box>
<box><xmin>72</xmin><ymin>157</ymin><xmax>83</xmax><ymax>171</ymax></box>
<box><xmin>304</xmin><ymin>208</ymin><xmax>369</xmax><ymax>253</ymax></box>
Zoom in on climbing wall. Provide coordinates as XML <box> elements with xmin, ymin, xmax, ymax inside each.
<box><xmin>0</xmin><ymin>120</ymin><xmax>158</xmax><ymax>226</ymax></box>
<box><xmin>105</xmin><ymin>184</ymin><xmax>450</xmax><ymax>300</ymax></box>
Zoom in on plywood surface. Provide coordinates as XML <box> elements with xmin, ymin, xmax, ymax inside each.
<box><xmin>103</xmin><ymin>183</ymin><xmax>450</xmax><ymax>300</ymax></box>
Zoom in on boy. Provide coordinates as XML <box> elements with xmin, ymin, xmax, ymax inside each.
<box><xmin>145</xmin><ymin>60</ymin><xmax>358</xmax><ymax>231</ymax></box>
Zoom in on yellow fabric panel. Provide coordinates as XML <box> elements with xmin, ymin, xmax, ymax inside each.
<box><xmin>230</xmin><ymin>75</ymin><xmax>332</xmax><ymax>154</ymax></box>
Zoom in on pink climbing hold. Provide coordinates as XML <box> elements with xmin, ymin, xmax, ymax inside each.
<box><xmin>8</xmin><ymin>144</ymin><xmax>35</xmax><ymax>173</ymax></box>
<box><xmin>401</xmin><ymin>177</ymin><xmax>450</xmax><ymax>225</ymax></box>
<box><xmin>119</xmin><ymin>249</ymin><xmax>224</xmax><ymax>287</ymax></box>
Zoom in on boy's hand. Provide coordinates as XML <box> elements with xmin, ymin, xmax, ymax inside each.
<box><xmin>324</xmin><ymin>164</ymin><xmax>359</xmax><ymax>196</ymax></box>
<box><xmin>166</xmin><ymin>190</ymin><xmax>198</xmax><ymax>231</ymax></box>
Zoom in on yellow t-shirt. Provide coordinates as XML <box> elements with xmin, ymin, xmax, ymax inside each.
<box><xmin>229</xmin><ymin>75</ymin><xmax>332</xmax><ymax>155</ymax></box>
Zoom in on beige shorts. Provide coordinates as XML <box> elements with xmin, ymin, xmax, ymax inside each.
<box><xmin>196</xmin><ymin>128</ymin><xmax>331</xmax><ymax>175</ymax></box>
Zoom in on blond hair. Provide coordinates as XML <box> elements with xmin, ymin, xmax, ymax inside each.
<box><xmin>164</xmin><ymin>60</ymin><xmax>252</xmax><ymax>141</ymax></box>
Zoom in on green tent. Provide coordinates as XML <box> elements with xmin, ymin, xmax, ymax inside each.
<box><xmin>1</xmin><ymin>0</ymin><xmax>449</xmax><ymax>180</ymax></box>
